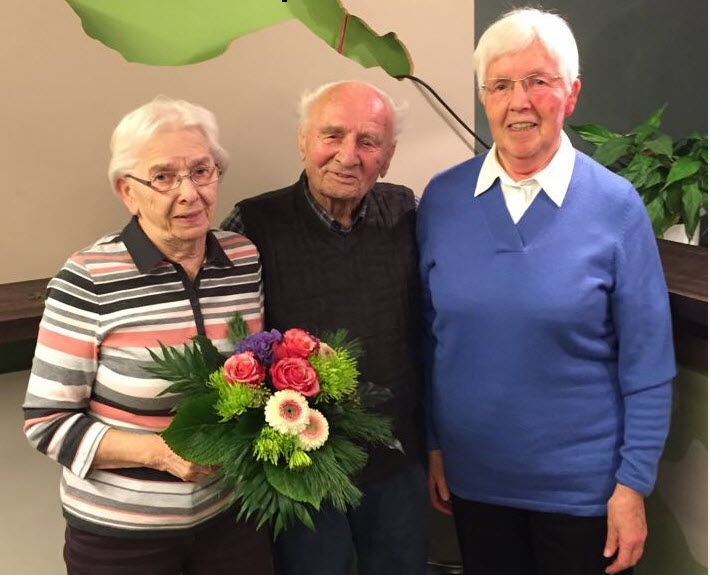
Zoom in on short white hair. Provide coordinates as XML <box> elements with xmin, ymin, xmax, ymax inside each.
<box><xmin>473</xmin><ymin>8</ymin><xmax>579</xmax><ymax>98</ymax></box>
<box><xmin>297</xmin><ymin>80</ymin><xmax>407</xmax><ymax>141</ymax></box>
<box><xmin>107</xmin><ymin>95</ymin><xmax>229</xmax><ymax>189</ymax></box>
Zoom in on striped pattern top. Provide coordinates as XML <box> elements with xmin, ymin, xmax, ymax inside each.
<box><xmin>23</xmin><ymin>217</ymin><xmax>263</xmax><ymax>537</ymax></box>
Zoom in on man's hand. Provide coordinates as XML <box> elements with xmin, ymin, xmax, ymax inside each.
<box><xmin>604</xmin><ymin>483</ymin><xmax>647</xmax><ymax>573</ymax></box>
<box><xmin>428</xmin><ymin>449</ymin><xmax>453</xmax><ymax>515</ymax></box>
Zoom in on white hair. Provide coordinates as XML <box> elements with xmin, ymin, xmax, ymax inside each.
<box><xmin>297</xmin><ymin>80</ymin><xmax>407</xmax><ymax>141</ymax></box>
<box><xmin>473</xmin><ymin>8</ymin><xmax>580</xmax><ymax>98</ymax></box>
<box><xmin>107</xmin><ymin>95</ymin><xmax>229</xmax><ymax>189</ymax></box>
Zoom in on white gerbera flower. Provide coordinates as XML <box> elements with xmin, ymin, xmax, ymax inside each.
<box><xmin>264</xmin><ymin>389</ymin><xmax>309</xmax><ymax>434</ymax></box>
<box><xmin>297</xmin><ymin>409</ymin><xmax>329</xmax><ymax>451</ymax></box>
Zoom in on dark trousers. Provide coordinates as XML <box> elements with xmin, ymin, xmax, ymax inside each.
<box><xmin>273</xmin><ymin>463</ymin><xmax>429</xmax><ymax>575</ymax></box>
<box><xmin>64</xmin><ymin>511</ymin><xmax>273</xmax><ymax>575</ymax></box>
<box><xmin>451</xmin><ymin>495</ymin><xmax>634</xmax><ymax>575</ymax></box>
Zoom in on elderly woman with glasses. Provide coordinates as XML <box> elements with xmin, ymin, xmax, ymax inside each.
<box><xmin>23</xmin><ymin>96</ymin><xmax>272</xmax><ymax>575</ymax></box>
<box><xmin>417</xmin><ymin>8</ymin><xmax>675</xmax><ymax>575</ymax></box>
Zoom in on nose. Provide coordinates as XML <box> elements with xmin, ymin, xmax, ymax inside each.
<box><xmin>508</xmin><ymin>80</ymin><xmax>531</xmax><ymax>108</ymax></box>
<box><xmin>335</xmin><ymin>137</ymin><xmax>359</xmax><ymax>167</ymax></box>
<box><xmin>176</xmin><ymin>174</ymin><xmax>200</xmax><ymax>201</ymax></box>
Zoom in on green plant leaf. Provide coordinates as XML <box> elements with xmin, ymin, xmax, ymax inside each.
<box><xmin>227</xmin><ymin>314</ymin><xmax>249</xmax><ymax>346</ymax></box>
<box><xmin>64</xmin><ymin>0</ymin><xmax>411</xmax><ymax>77</ymax></box>
<box><xmin>567</xmin><ymin>123</ymin><xmax>620</xmax><ymax>147</ymax></box>
<box><xmin>593</xmin><ymin>136</ymin><xmax>633</xmax><ymax>167</ymax></box>
<box><xmin>645</xmin><ymin>195</ymin><xmax>670</xmax><ymax>236</ymax></box>
<box><xmin>618</xmin><ymin>153</ymin><xmax>661</xmax><ymax>190</ymax></box>
<box><xmin>161</xmin><ymin>393</ymin><xmax>236</xmax><ymax>464</ymax></box>
<box><xmin>642</xmin><ymin>134</ymin><xmax>674</xmax><ymax>158</ymax></box>
<box><xmin>681</xmin><ymin>181</ymin><xmax>704</xmax><ymax>239</ymax></box>
<box><xmin>665</xmin><ymin>156</ymin><xmax>701</xmax><ymax>187</ymax></box>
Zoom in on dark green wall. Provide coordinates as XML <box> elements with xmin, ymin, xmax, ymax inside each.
<box><xmin>474</xmin><ymin>1</ymin><xmax>708</xmax><ymax>150</ymax></box>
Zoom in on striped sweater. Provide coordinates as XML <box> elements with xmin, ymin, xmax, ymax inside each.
<box><xmin>23</xmin><ymin>217</ymin><xmax>263</xmax><ymax>537</ymax></box>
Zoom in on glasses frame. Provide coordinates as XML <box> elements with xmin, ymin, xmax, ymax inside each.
<box><xmin>126</xmin><ymin>164</ymin><xmax>222</xmax><ymax>193</ymax></box>
<box><xmin>481</xmin><ymin>72</ymin><xmax>562</xmax><ymax>97</ymax></box>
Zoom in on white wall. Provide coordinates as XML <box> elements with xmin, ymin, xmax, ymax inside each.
<box><xmin>0</xmin><ymin>0</ymin><xmax>474</xmax><ymax>283</ymax></box>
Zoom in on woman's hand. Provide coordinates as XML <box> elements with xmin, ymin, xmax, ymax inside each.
<box><xmin>92</xmin><ymin>429</ymin><xmax>219</xmax><ymax>482</ymax></box>
<box><xmin>604</xmin><ymin>483</ymin><xmax>647</xmax><ymax>573</ymax></box>
<box><xmin>428</xmin><ymin>449</ymin><xmax>453</xmax><ymax>515</ymax></box>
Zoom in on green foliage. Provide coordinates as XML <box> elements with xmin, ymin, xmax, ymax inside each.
<box><xmin>152</xmin><ymin>320</ymin><xmax>393</xmax><ymax>538</ymax></box>
<box><xmin>210</xmin><ymin>371</ymin><xmax>271</xmax><ymax>421</ymax></box>
<box><xmin>146</xmin><ymin>336</ymin><xmax>226</xmax><ymax>403</ymax></box>
<box><xmin>227</xmin><ymin>314</ymin><xmax>249</xmax><ymax>345</ymax></box>
<box><xmin>310</xmin><ymin>349</ymin><xmax>359</xmax><ymax>402</ymax></box>
<box><xmin>569</xmin><ymin>105</ymin><xmax>708</xmax><ymax>240</ymax></box>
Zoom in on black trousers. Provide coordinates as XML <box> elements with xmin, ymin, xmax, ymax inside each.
<box><xmin>64</xmin><ymin>510</ymin><xmax>273</xmax><ymax>575</ymax></box>
<box><xmin>451</xmin><ymin>495</ymin><xmax>633</xmax><ymax>575</ymax></box>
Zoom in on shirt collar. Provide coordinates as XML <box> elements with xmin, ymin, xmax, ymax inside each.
<box><xmin>121</xmin><ymin>215</ymin><xmax>232</xmax><ymax>274</ymax></box>
<box><xmin>301</xmin><ymin>172</ymin><xmax>368</xmax><ymax>234</ymax></box>
<box><xmin>474</xmin><ymin>131</ymin><xmax>576</xmax><ymax>207</ymax></box>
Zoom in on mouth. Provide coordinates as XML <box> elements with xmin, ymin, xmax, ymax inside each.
<box><xmin>508</xmin><ymin>122</ymin><xmax>537</xmax><ymax>131</ymax></box>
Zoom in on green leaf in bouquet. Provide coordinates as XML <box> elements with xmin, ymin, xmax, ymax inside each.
<box><xmin>264</xmin><ymin>462</ymin><xmax>322</xmax><ymax>508</ymax></box>
<box><xmin>320</xmin><ymin>329</ymin><xmax>363</xmax><ymax>359</ymax></box>
<box><xmin>161</xmin><ymin>393</ymin><xmax>236</xmax><ymax>464</ymax></box>
<box><xmin>325</xmin><ymin>402</ymin><xmax>393</xmax><ymax>445</ymax></box>
<box><xmin>147</xmin><ymin>336</ymin><xmax>225</xmax><ymax>399</ymax></box>
<box><xmin>356</xmin><ymin>380</ymin><xmax>394</xmax><ymax>408</ymax></box>
<box><xmin>227</xmin><ymin>313</ymin><xmax>249</xmax><ymax>345</ymax></box>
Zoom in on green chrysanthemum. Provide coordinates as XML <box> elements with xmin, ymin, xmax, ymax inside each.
<box><xmin>310</xmin><ymin>349</ymin><xmax>359</xmax><ymax>402</ymax></box>
<box><xmin>254</xmin><ymin>426</ymin><xmax>300</xmax><ymax>466</ymax></box>
<box><xmin>210</xmin><ymin>369</ymin><xmax>271</xmax><ymax>421</ymax></box>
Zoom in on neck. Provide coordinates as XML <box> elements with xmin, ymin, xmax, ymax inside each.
<box><xmin>312</xmin><ymin>194</ymin><xmax>361</xmax><ymax>228</ymax></box>
<box><xmin>161</xmin><ymin>238</ymin><xmax>206</xmax><ymax>281</ymax></box>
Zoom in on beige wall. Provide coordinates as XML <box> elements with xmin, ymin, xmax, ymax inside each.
<box><xmin>0</xmin><ymin>0</ymin><xmax>474</xmax><ymax>284</ymax></box>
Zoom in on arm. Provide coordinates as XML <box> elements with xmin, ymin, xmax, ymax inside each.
<box><xmin>428</xmin><ymin>449</ymin><xmax>453</xmax><ymax>515</ymax></box>
<box><xmin>604</xmin><ymin>192</ymin><xmax>676</xmax><ymax>571</ymax></box>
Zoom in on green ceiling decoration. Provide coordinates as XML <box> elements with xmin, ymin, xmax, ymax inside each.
<box><xmin>64</xmin><ymin>0</ymin><xmax>412</xmax><ymax>77</ymax></box>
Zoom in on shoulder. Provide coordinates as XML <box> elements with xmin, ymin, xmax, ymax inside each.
<box><xmin>237</xmin><ymin>180</ymin><xmax>300</xmax><ymax>212</ymax></box>
<box><xmin>369</xmin><ymin>182</ymin><xmax>417</xmax><ymax>209</ymax></box>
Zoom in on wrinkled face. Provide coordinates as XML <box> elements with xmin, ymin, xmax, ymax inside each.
<box><xmin>298</xmin><ymin>84</ymin><xmax>396</xmax><ymax>210</ymax></box>
<box><xmin>115</xmin><ymin>128</ymin><xmax>217</xmax><ymax>253</ymax></box>
<box><xmin>482</xmin><ymin>40</ymin><xmax>580</xmax><ymax>178</ymax></box>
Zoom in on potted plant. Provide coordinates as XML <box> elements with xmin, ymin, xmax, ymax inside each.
<box><xmin>569</xmin><ymin>105</ymin><xmax>708</xmax><ymax>243</ymax></box>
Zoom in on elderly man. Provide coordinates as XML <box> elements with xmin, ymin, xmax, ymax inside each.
<box><xmin>221</xmin><ymin>81</ymin><xmax>428</xmax><ymax>575</ymax></box>
<box><xmin>417</xmin><ymin>8</ymin><xmax>675</xmax><ymax>575</ymax></box>
<box><xmin>23</xmin><ymin>96</ymin><xmax>271</xmax><ymax>574</ymax></box>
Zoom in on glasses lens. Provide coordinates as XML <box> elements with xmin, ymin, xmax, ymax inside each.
<box><xmin>151</xmin><ymin>172</ymin><xmax>179</xmax><ymax>192</ymax></box>
<box><xmin>191</xmin><ymin>165</ymin><xmax>218</xmax><ymax>186</ymax></box>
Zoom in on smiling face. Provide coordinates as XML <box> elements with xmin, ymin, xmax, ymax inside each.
<box><xmin>115</xmin><ymin>127</ymin><xmax>217</xmax><ymax>258</ymax></box>
<box><xmin>298</xmin><ymin>83</ymin><xmax>396</xmax><ymax>222</ymax></box>
<box><xmin>482</xmin><ymin>40</ymin><xmax>581</xmax><ymax>180</ymax></box>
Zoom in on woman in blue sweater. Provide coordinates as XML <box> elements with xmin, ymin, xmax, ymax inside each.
<box><xmin>417</xmin><ymin>8</ymin><xmax>675</xmax><ymax>575</ymax></box>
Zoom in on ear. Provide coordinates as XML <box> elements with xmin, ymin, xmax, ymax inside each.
<box><xmin>115</xmin><ymin>177</ymin><xmax>139</xmax><ymax>216</ymax></box>
<box><xmin>564</xmin><ymin>78</ymin><xmax>582</xmax><ymax>117</ymax></box>
<box><xmin>379</xmin><ymin>143</ymin><xmax>397</xmax><ymax>178</ymax></box>
<box><xmin>297</xmin><ymin>129</ymin><xmax>307</xmax><ymax>162</ymax></box>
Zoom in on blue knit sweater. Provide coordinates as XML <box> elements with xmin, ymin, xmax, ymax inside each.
<box><xmin>417</xmin><ymin>151</ymin><xmax>675</xmax><ymax>516</ymax></box>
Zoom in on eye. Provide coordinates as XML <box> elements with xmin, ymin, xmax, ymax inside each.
<box><xmin>152</xmin><ymin>171</ymin><xmax>174</xmax><ymax>183</ymax></box>
<box><xmin>492</xmin><ymin>80</ymin><xmax>511</xmax><ymax>92</ymax></box>
<box><xmin>530</xmin><ymin>75</ymin><xmax>550</xmax><ymax>88</ymax></box>
<box><xmin>192</xmin><ymin>166</ymin><xmax>210</xmax><ymax>177</ymax></box>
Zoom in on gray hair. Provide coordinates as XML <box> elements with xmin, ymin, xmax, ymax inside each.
<box><xmin>473</xmin><ymin>8</ymin><xmax>579</xmax><ymax>98</ymax></box>
<box><xmin>107</xmin><ymin>95</ymin><xmax>229</xmax><ymax>188</ymax></box>
<box><xmin>296</xmin><ymin>80</ymin><xmax>407</xmax><ymax>142</ymax></box>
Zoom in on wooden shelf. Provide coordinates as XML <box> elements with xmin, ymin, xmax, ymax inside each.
<box><xmin>0</xmin><ymin>278</ymin><xmax>49</xmax><ymax>345</ymax></box>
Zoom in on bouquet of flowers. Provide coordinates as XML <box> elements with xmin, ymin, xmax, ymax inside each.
<box><xmin>146</xmin><ymin>315</ymin><xmax>393</xmax><ymax>536</ymax></box>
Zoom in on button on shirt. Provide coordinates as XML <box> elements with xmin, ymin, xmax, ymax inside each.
<box><xmin>474</xmin><ymin>132</ymin><xmax>577</xmax><ymax>223</ymax></box>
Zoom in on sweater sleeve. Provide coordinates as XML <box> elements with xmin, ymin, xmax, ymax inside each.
<box><xmin>22</xmin><ymin>258</ymin><xmax>110</xmax><ymax>479</ymax></box>
<box><xmin>416</xmin><ymin>182</ymin><xmax>441</xmax><ymax>451</ymax></box>
<box><xmin>611</xmin><ymin>191</ymin><xmax>676</xmax><ymax>495</ymax></box>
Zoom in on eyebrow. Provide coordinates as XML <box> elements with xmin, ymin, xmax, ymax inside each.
<box><xmin>148</xmin><ymin>156</ymin><xmax>213</xmax><ymax>174</ymax></box>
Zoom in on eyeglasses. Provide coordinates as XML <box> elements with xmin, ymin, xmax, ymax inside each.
<box><xmin>126</xmin><ymin>164</ymin><xmax>222</xmax><ymax>193</ymax></box>
<box><xmin>481</xmin><ymin>72</ymin><xmax>562</xmax><ymax>99</ymax></box>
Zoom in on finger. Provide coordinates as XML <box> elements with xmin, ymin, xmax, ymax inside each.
<box><xmin>605</xmin><ymin>546</ymin><xmax>633</xmax><ymax>574</ymax></box>
<box><xmin>603</xmin><ymin>523</ymin><xmax>618</xmax><ymax>558</ymax></box>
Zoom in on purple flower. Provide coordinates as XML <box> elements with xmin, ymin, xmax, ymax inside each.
<box><xmin>234</xmin><ymin>329</ymin><xmax>282</xmax><ymax>366</ymax></box>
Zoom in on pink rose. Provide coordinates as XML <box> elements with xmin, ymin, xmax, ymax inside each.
<box><xmin>272</xmin><ymin>328</ymin><xmax>320</xmax><ymax>360</ymax></box>
<box><xmin>270</xmin><ymin>357</ymin><xmax>320</xmax><ymax>397</ymax></box>
<box><xmin>223</xmin><ymin>352</ymin><xmax>265</xmax><ymax>386</ymax></box>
